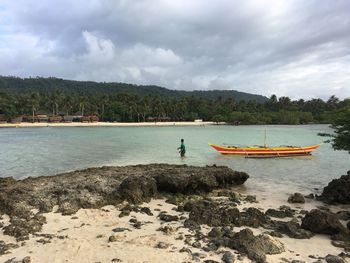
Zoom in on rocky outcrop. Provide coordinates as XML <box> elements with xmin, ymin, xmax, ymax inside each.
<box><xmin>0</xmin><ymin>164</ymin><xmax>249</xmax><ymax>240</ymax></box>
<box><xmin>320</xmin><ymin>172</ymin><xmax>350</xmax><ymax>204</ymax></box>
<box><xmin>301</xmin><ymin>209</ymin><xmax>349</xmax><ymax>240</ymax></box>
<box><xmin>228</xmin><ymin>229</ymin><xmax>284</xmax><ymax>263</ymax></box>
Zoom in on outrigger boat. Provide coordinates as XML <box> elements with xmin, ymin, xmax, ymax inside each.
<box><xmin>209</xmin><ymin>129</ymin><xmax>321</xmax><ymax>158</ymax></box>
<box><xmin>209</xmin><ymin>143</ymin><xmax>321</xmax><ymax>158</ymax></box>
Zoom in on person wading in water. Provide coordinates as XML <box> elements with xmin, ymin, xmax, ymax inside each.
<box><xmin>178</xmin><ymin>139</ymin><xmax>186</xmax><ymax>157</ymax></box>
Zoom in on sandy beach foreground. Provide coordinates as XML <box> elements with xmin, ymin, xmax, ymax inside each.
<box><xmin>0</xmin><ymin>121</ymin><xmax>216</xmax><ymax>128</ymax></box>
<box><xmin>0</xmin><ymin>164</ymin><xmax>349</xmax><ymax>263</ymax></box>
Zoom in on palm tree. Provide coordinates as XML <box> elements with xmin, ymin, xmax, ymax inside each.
<box><xmin>30</xmin><ymin>92</ymin><xmax>40</xmax><ymax>122</ymax></box>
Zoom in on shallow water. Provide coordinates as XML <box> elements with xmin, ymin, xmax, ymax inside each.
<box><xmin>0</xmin><ymin>124</ymin><xmax>349</xmax><ymax>198</ymax></box>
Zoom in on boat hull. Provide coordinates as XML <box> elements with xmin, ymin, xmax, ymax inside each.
<box><xmin>209</xmin><ymin>143</ymin><xmax>321</xmax><ymax>156</ymax></box>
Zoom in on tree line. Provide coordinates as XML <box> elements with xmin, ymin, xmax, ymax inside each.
<box><xmin>0</xmin><ymin>88</ymin><xmax>349</xmax><ymax>125</ymax></box>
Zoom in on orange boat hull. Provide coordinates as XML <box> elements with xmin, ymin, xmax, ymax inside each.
<box><xmin>209</xmin><ymin>143</ymin><xmax>321</xmax><ymax>156</ymax></box>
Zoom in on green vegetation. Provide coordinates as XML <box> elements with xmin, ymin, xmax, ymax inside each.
<box><xmin>0</xmin><ymin>76</ymin><xmax>349</xmax><ymax>124</ymax></box>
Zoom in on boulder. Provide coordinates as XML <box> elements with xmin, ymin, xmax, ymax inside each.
<box><xmin>222</xmin><ymin>251</ymin><xmax>235</xmax><ymax>263</ymax></box>
<box><xmin>228</xmin><ymin>229</ymin><xmax>284</xmax><ymax>263</ymax></box>
<box><xmin>288</xmin><ymin>193</ymin><xmax>305</xmax><ymax>204</ymax></box>
<box><xmin>321</xmin><ymin>173</ymin><xmax>350</xmax><ymax>204</ymax></box>
<box><xmin>301</xmin><ymin>209</ymin><xmax>348</xmax><ymax>237</ymax></box>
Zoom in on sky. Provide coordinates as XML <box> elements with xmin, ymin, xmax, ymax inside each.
<box><xmin>0</xmin><ymin>0</ymin><xmax>350</xmax><ymax>100</ymax></box>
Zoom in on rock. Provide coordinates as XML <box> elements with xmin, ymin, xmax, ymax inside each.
<box><xmin>0</xmin><ymin>164</ymin><xmax>250</xmax><ymax>239</ymax></box>
<box><xmin>325</xmin><ymin>254</ymin><xmax>346</xmax><ymax>263</ymax></box>
<box><xmin>156</xmin><ymin>242</ymin><xmax>169</xmax><ymax>249</ymax></box>
<box><xmin>22</xmin><ymin>256</ymin><xmax>31</xmax><ymax>263</ymax></box>
<box><xmin>108</xmin><ymin>235</ymin><xmax>117</xmax><ymax>242</ymax></box>
<box><xmin>185</xmin><ymin>199</ymin><xmax>241</xmax><ymax>227</ymax></box>
<box><xmin>222</xmin><ymin>251</ymin><xmax>236</xmax><ymax>263</ymax></box>
<box><xmin>240</xmin><ymin>207</ymin><xmax>269</xmax><ymax>227</ymax></box>
<box><xmin>288</xmin><ymin>193</ymin><xmax>305</xmax><ymax>204</ymax></box>
<box><xmin>320</xmin><ymin>174</ymin><xmax>350</xmax><ymax>204</ymax></box>
<box><xmin>0</xmin><ymin>241</ymin><xmax>19</xmax><ymax>255</ymax></box>
<box><xmin>192</xmin><ymin>241</ymin><xmax>201</xmax><ymax>248</ymax></box>
<box><xmin>158</xmin><ymin>213</ymin><xmax>179</xmax><ymax>222</ymax></box>
<box><xmin>347</xmin><ymin>221</ymin><xmax>350</xmax><ymax>230</ymax></box>
<box><xmin>271</xmin><ymin>220</ymin><xmax>314</xmax><ymax>239</ymax></box>
<box><xmin>208</xmin><ymin>227</ymin><xmax>223</xmax><ymax>238</ymax></box>
<box><xmin>179</xmin><ymin>247</ymin><xmax>192</xmax><ymax>253</ymax></box>
<box><xmin>228</xmin><ymin>229</ymin><xmax>285</xmax><ymax>263</ymax></box>
<box><xmin>245</xmin><ymin>195</ymin><xmax>257</xmax><ymax>203</ymax></box>
<box><xmin>119</xmin><ymin>176</ymin><xmax>158</xmax><ymax>204</ymax></box>
<box><xmin>265</xmin><ymin>206</ymin><xmax>295</xmax><ymax>218</ymax></box>
<box><xmin>3</xmin><ymin>214</ymin><xmax>46</xmax><ymax>241</ymax></box>
<box><xmin>111</xmin><ymin>259</ymin><xmax>122</xmax><ymax>262</ymax></box>
<box><xmin>204</xmin><ymin>261</ymin><xmax>220</xmax><ymax>263</ymax></box>
<box><xmin>140</xmin><ymin>207</ymin><xmax>153</xmax><ymax>216</ymax></box>
<box><xmin>336</xmin><ymin>211</ymin><xmax>350</xmax><ymax>221</ymax></box>
<box><xmin>304</xmin><ymin>193</ymin><xmax>315</xmax><ymax>199</ymax></box>
<box><xmin>112</xmin><ymin>227</ymin><xmax>131</xmax><ymax>233</ymax></box>
<box><xmin>301</xmin><ymin>209</ymin><xmax>348</xmax><ymax>236</ymax></box>
<box><xmin>192</xmin><ymin>252</ymin><xmax>206</xmax><ymax>259</ymax></box>
<box><xmin>157</xmin><ymin>226</ymin><xmax>175</xmax><ymax>235</ymax></box>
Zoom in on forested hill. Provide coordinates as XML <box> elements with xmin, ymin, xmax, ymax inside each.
<box><xmin>0</xmin><ymin>76</ymin><xmax>267</xmax><ymax>102</ymax></box>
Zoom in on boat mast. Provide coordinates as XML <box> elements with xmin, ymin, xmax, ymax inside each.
<box><xmin>264</xmin><ymin>128</ymin><xmax>267</xmax><ymax>147</ymax></box>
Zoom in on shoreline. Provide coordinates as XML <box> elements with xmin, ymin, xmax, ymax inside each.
<box><xmin>0</xmin><ymin>121</ymin><xmax>217</xmax><ymax>128</ymax></box>
<box><xmin>0</xmin><ymin>164</ymin><xmax>349</xmax><ymax>262</ymax></box>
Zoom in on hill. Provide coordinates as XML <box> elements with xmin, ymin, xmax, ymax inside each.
<box><xmin>0</xmin><ymin>76</ymin><xmax>268</xmax><ymax>102</ymax></box>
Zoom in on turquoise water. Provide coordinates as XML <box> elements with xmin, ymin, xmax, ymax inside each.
<box><xmin>0</xmin><ymin>125</ymin><xmax>349</xmax><ymax>197</ymax></box>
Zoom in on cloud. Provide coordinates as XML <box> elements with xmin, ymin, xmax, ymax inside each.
<box><xmin>0</xmin><ymin>0</ymin><xmax>350</xmax><ymax>99</ymax></box>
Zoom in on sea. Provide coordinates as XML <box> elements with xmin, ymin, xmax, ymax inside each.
<box><xmin>0</xmin><ymin>124</ymin><xmax>349</xmax><ymax>201</ymax></box>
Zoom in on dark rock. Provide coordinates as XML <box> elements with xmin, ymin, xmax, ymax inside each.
<box><xmin>192</xmin><ymin>252</ymin><xmax>206</xmax><ymax>259</ymax></box>
<box><xmin>271</xmin><ymin>220</ymin><xmax>314</xmax><ymax>239</ymax></box>
<box><xmin>0</xmin><ymin>164</ymin><xmax>249</xmax><ymax>239</ymax></box>
<box><xmin>108</xmin><ymin>235</ymin><xmax>117</xmax><ymax>242</ymax></box>
<box><xmin>183</xmin><ymin>219</ymin><xmax>201</xmax><ymax>231</ymax></box>
<box><xmin>191</xmin><ymin>241</ymin><xmax>201</xmax><ymax>248</ymax></box>
<box><xmin>179</xmin><ymin>247</ymin><xmax>191</xmax><ymax>253</ymax></box>
<box><xmin>119</xmin><ymin>176</ymin><xmax>158</xmax><ymax>204</ymax></box>
<box><xmin>140</xmin><ymin>207</ymin><xmax>153</xmax><ymax>216</ymax></box>
<box><xmin>245</xmin><ymin>195</ymin><xmax>257</xmax><ymax>203</ymax></box>
<box><xmin>240</xmin><ymin>207</ymin><xmax>268</xmax><ymax>227</ymax></box>
<box><xmin>321</xmin><ymin>174</ymin><xmax>350</xmax><ymax>204</ymax></box>
<box><xmin>111</xmin><ymin>259</ymin><xmax>122</xmax><ymax>262</ymax></box>
<box><xmin>222</xmin><ymin>251</ymin><xmax>235</xmax><ymax>263</ymax></box>
<box><xmin>22</xmin><ymin>256</ymin><xmax>31</xmax><ymax>263</ymax></box>
<box><xmin>158</xmin><ymin>213</ymin><xmax>179</xmax><ymax>222</ymax></box>
<box><xmin>185</xmin><ymin>199</ymin><xmax>240</xmax><ymax>227</ymax></box>
<box><xmin>0</xmin><ymin>241</ymin><xmax>19</xmax><ymax>255</ymax></box>
<box><xmin>208</xmin><ymin>227</ymin><xmax>222</xmax><ymax>238</ymax></box>
<box><xmin>3</xmin><ymin>214</ymin><xmax>46</xmax><ymax>241</ymax></box>
<box><xmin>347</xmin><ymin>221</ymin><xmax>350</xmax><ymax>230</ymax></box>
<box><xmin>265</xmin><ymin>206</ymin><xmax>295</xmax><ymax>218</ymax></box>
<box><xmin>156</xmin><ymin>242</ymin><xmax>170</xmax><ymax>249</ymax></box>
<box><xmin>228</xmin><ymin>229</ymin><xmax>284</xmax><ymax>263</ymax></box>
<box><xmin>325</xmin><ymin>254</ymin><xmax>346</xmax><ymax>263</ymax></box>
<box><xmin>301</xmin><ymin>209</ymin><xmax>348</xmax><ymax>237</ymax></box>
<box><xmin>157</xmin><ymin>226</ymin><xmax>175</xmax><ymax>235</ymax></box>
<box><xmin>288</xmin><ymin>193</ymin><xmax>305</xmax><ymax>204</ymax></box>
<box><xmin>132</xmin><ymin>221</ymin><xmax>141</xmax><ymax>229</ymax></box>
<box><xmin>112</xmin><ymin>227</ymin><xmax>131</xmax><ymax>233</ymax></box>
<box><xmin>304</xmin><ymin>193</ymin><xmax>315</xmax><ymax>199</ymax></box>
<box><xmin>336</xmin><ymin>211</ymin><xmax>350</xmax><ymax>221</ymax></box>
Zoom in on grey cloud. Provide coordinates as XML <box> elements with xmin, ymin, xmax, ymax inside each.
<box><xmin>1</xmin><ymin>0</ymin><xmax>350</xmax><ymax>99</ymax></box>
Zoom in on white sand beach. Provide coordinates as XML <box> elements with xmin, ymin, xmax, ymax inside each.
<box><xmin>0</xmin><ymin>121</ymin><xmax>217</xmax><ymax>128</ymax></box>
<box><xmin>0</xmin><ymin>197</ymin><xmax>346</xmax><ymax>263</ymax></box>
